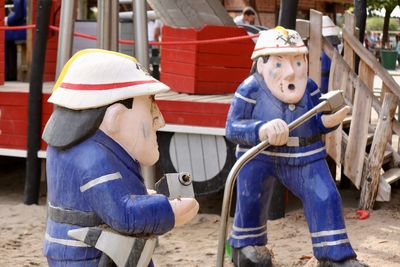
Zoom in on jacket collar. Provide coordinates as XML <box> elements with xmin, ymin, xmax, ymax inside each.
<box><xmin>92</xmin><ymin>130</ymin><xmax>141</xmax><ymax>173</ymax></box>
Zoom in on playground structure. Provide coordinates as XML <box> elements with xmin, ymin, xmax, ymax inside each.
<box><xmin>0</xmin><ymin>2</ymin><xmax>398</xmax><ymax>214</ymax></box>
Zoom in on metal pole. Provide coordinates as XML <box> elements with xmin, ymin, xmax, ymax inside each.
<box><xmin>278</xmin><ymin>0</ymin><xmax>299</xmax><ymax>30</ymax></box>
<box><xmin>77</xmin><ymin>0</ymin><xmax>88</xmax><ymax>20</ymax></box>
<box><xmin>97</xmin><ymin>0</ymin><xmax>111</xmax><ymax>49</ymax></box>
<box><xmin>110</xmin><ymin>0</ymin><xmax>119</xmax><ymax>52</ymax></box>
<box><xmin>133</xmin><ymin>0</ymin><xmax>149</xmax><ymax>67</ymax></box>
<box><xmin>24</xmin><ymin>0</ymin><xmax>53</xmax><ymax>204</ymax></box>
<box><xmin>216</xmin><ymin>100</ymin><xmax>335</xmax><ymax>266</ymax></box>
<box><xmin>56</xmin><ymin>0</ymin><xmax>76</xmax><ymax>78</ymax></box>
<box><xmin>133</xmin><ymin>0</ymin><xmax>153</xmax><ymax>188</ymax></box>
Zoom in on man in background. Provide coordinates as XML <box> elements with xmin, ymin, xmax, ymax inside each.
<box><xmin>234</xmin><ymin>6</ymin><xmax>256</xmax><ymax>25</ymax></box>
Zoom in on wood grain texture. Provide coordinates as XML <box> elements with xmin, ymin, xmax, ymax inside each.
<box><xmin>359</xmin><ymin>93</ymin><xmax>398</xmax><ymax>210</ymax></box>
<box><xmin>343</xmin><ymin>78</ymin><xmax>372</xmax><ymax>188</ymax></box>
<box><xmin>309</xmin><ymin>9</ymin><xmax>322</xmax><ymax>87</ymax></box>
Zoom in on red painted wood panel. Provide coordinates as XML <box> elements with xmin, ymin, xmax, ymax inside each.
<box><xmin>32</xmin><ymin>0</ymin><xmax>61</xmax><ymax>82</ymax></box>
<box><xmin>160</xmin><ymin>25</ymin><xmax>253</xmax><ymax>94</ymax></box>
<box><xmin>0</xmin><ymin>0</ymin><xmax>4</xmax><ymax>85</ymax></box>
<box><xmin>0</xmin><ymin>91</ymin><xmax>52</xmax><ymax>150</ymax></box>
<box><xmin>157</xmin><ymin>100</ymin><xmax>230</xmax><ymax>128</ymax></box>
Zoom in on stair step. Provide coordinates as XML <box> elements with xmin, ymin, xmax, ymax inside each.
<box><xmin>382</xmin><ymin>150</ymin><xmax>393</xmax><ymax>165</ymax></box>
<box><xmin>382</xmin><ymin>168</ymin><xmax>400</xmax><ymax>184</ymax></box>
<box><xmin>342</xmin><ymin>115</ymin><xmax>352</xmax><ymax>128</ymax></box>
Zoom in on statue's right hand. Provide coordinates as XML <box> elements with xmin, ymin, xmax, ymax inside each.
<box><xmin>169</xmin><ymin>198</ymin><xmax>199</xmax><ymax>227</ymax></box>
<box><xmin>258</xmin><ymin>119</ymin><xmax>289</xmax><ymax>146</ymax></box>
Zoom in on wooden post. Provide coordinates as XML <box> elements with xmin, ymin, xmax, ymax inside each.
<box><xmin>359</xmin><ymin>93</ymin><xmax>398</xmax><ymax>210</ymax></box>
<box><xmin>325</xmin><ymin>50</ymin><xmax>343</xmax><ymax>181</ymax></box>
<box><xmin>309</xmin><ymin>9</ymin><xmax>322</xmax><ymax>87</ymax></box>
<box><xmin>343</xmin><ymin>12</ymin><xmax>356</xmax><ymax>102</ymax></box>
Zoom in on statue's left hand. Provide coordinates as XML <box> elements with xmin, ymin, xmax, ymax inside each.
<box><xmin>321</xmin><ymin>106</ymin><xmax>351</xmax><ymax>128</ymax></box>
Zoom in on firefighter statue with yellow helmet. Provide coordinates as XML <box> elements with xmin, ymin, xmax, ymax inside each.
<box><xmin>42</xmin><ymin>49</ymin><xmax>199</xmax><ymax>266</ymax></box>
<box><xmin>225</xmin><ymin>27</ymin><xmax>367</xmax><ymax>267</ymax></box>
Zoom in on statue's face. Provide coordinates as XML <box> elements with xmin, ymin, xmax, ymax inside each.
<box><xmin>108</xmin><ymin>95</ymin><xmax>165</xmax><ymax>166</ymax></box>
<box><xmin>257</xmin><ymin>54</ymin><xmax>308</xmax><ymax>104</ymax></box>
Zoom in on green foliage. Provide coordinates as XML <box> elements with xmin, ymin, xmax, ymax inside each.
<box><xmin>368</xmin><ymin>0</ymin><xmax>400</xmax><ymax>10</ymax></box>
<box><xmin>366</xmin><ymin>17</ymin><xmax>400</xmax><ymax>31</ymax></box>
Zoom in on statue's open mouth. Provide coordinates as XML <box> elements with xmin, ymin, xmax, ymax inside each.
<box><xmin>288</xmin><ymin>84</ymin><xmax>295</xmax><ymax>91</ymax></box>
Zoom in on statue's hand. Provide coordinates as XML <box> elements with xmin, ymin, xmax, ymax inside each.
<box><xmin>258</xmin><ymin>119</ymin><xmax>289</xmax><ymax>146</ymax></box>
<box><xmin>321</xmin><ymin>106</ymin><xmax>351</xmax><ymax>128</ymax></box>
<box><xmin>169</xmin><ymin>198</ymin><xmax>199</xmax><ymax>227</ymax></box>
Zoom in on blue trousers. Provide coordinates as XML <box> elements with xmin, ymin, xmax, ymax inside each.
<box><xmin>229</xmin><ymin>158</ymin><xmax>357</xmax><ymax>262</ymax></box>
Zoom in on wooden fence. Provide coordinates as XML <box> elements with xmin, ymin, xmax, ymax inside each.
<box><xmin>301</xmin><ymin>10</ymin><xmax>400</xmax><ymax>211</ymax></box>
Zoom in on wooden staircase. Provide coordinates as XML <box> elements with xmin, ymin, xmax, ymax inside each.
<box><xmin>303</xmin><ymin>10</ymin><xmax>400</xmax><ymax>211</ymax></box>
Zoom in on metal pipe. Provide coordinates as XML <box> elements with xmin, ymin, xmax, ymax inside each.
<box><xmin>133</xmin><ymin>0</ymin><xmax>149</xmax><ymax>68</ymax></box>
<box><xmin>97</xmin><ymin>0</ymin><xmax>111</xmax><ymax>49</ymax></box>
<box><xmin>133</xmin><ymin>0</ymin><xmax>153</xmax><ymax>187</ymax></box>
<box><xmin>110</xmin><ymin>0</ymin><xmax>119</xmax><ymax>52</ymax></box>
<box><xmin>216</xmin><ymin>99</ymin><xmax>333</xmax><ymax>266</ymax></box>
<box><xmin>55</xmin><ymin>0</ymin><xmax>76</xmax><ymax>78</ymax></box>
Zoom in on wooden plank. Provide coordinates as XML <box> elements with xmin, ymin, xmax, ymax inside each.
<box><xmin>188</xmin><ymin>134</ymin><xmax>207</xmax><ymax>182</ymax></box>
<box><xmin>325</xmin><ymin>50</ymin><xmax>342</xmax><ymax>166</ymax></box>
<box><xmin>381</xmin><ymin>83</ymin><xmax>389</xmax><ymax>103</ymax></box>
<box><xmin>342</xmin><ymin>28</ymin><xmax>400</xmax><ymax>98</ymax></box>
<box><xmin>309</xmin><ymin>9</ymin><xmax>322</xmax><ymax>87</ymax></box>
<box><xmin>201</xmin><ymin>135</ymin><xmax>223</xmax><ymax>180</ymax></box>
<box><xmin>147</xmin><ymin>0</ymin><xmax>235</xmax><ymax>28</ymax></box>
<box><xmin>344</xmin><ymin>80</ymin><xmax>372</xmax><ymax>188</ymax></box>
<box><xmin>359</xmin><ymin>61</ymin><xmax>374</xmax><ymax>92</ymax></box>
<box><xmin>296</xmin><ymin>19</ymin><xmax>310</xmax><ymax>39</ymax></box>
<box><xmin>342</xmin><ymin>12</ymin><xmax>356</xmax><ymax>102</ymax></box>
<box><xmin>323</xmin><ymin>37</ymin><xmax>400</xmax><ymax>139</ymax></box>
<box><xmin>382</xmin><ymin>168</ymin><xmax>400</xmax><ymax>184</ymax></box>
<box><xmin>359</xmin><ymin>93</ymin><xmax>398</xmax><ymax>210</ymax></box>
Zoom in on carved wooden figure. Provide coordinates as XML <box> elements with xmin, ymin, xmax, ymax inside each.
<box><xmin>225</xmin><ymin>27</ymin><xmax>366</xmax><ymax>267</ymax></box>
<box><xmin>42</xmin><ymin>49</ymin><xmax>199</xmax><ymax>266</ymax></box>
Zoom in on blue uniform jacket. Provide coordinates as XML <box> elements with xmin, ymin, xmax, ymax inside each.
<box><xmin>5</xmin><ymin>0</ymin><xmax>27</xmax><ymax>42</ymax></box>
<box><xmin>226</xmin><ymin>72</ymin><xmax>334</xmax><ymax>166</ymax></box>
<box><xmin>44</xmin><ymin>130</ymin><xmax>175</xmax><ymax>261</ymax></box>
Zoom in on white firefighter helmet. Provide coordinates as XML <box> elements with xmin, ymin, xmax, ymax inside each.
<box><xmin>49</xmin><ymin>49</ymin><xmax>170</xmax><ymax>110</ymax></box>
<box><xmin>251</xmin><ymin>26</ymin><xmax>308</xmax><ymax>60</ymax></box>
<box><xmin>322</xmin><ymin>15</ymin><xmax>339</xmax><ymax>37</ymax></box>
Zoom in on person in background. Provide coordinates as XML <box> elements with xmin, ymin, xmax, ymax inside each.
<box><xmin>4</xmin><ymin>0</ymin><xmax>26</xmax><ymax>81</ymax></box>
<box><xmin>396</xmin><ymin>33</ymin><xmax>400</xmax><ymax>68</ymax></box>
<box><xmin>234</xmin><ymin>6</ymin><xmax>256</xmax><ymax>25</ymax></box>
<box><xmin>321</xmin><ymin>15</ymin><xmax>341</xmax><ymax>94</ymax></box>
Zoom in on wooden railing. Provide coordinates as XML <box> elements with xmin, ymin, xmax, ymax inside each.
<box><xmin>305</xmin><ymin>10</ymin><xmax>400</xmax><ymax>211</ymax></box>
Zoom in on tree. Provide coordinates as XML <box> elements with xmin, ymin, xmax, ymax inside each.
<box><xmin>368</xmin><ymin>0</ymin><xmax>400</xmax><ymax>48</ymax></box>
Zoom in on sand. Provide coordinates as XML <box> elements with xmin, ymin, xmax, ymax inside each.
<box><xmin>1</xmin><ymin>158</ymin><xmax>400</xmax><ymax>267</ymax></box>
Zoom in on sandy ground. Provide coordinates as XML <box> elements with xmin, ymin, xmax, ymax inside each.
<box><xmin>1</xmin><ymin>158</ymin><xmax>400</xmax><ymax>267</ymax></box>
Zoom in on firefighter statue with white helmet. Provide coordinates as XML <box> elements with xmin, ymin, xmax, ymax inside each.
<box><xmin>226</xmin><ymin>27</ymin><xmax>367</xmax><ymax>267</ymax></box>
<box><xmin>42</xmin><ymin>49</ymin><xmax>199</xmax><ymax>266</ymax></box>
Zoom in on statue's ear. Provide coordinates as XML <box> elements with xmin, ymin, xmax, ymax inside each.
<box><xmin>99</xmin><ymin>103</ymin><xmax>126</xmax><ymax>135</ymax></box>
<box><xmin>256</xmin><ymin>57</ymin><xmax>264</xmax><ymax>74</ymax></box>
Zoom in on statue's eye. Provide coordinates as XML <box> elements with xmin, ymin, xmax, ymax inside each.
<box><xmin>297</xmin><ymin>61</ymin><xmax>301</xmax><ymax>66</ymax></box>
<box><xmin>276</xmin><ymin>62</ymin><xmax>281</xmax><ymax>68</ymax></box>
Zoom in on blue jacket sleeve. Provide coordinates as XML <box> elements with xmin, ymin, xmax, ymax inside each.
<box><xmin>6</xmin><ymin>0</ymin><xmax>26</xmax><ymax>26</ymax></box>
<box><xmin>226</xmin><ymin>83</ymin><xmax>265</xmax><ymax>147</ymax></box>
<box><xmin>81</xmin><ymin>171</ymin><xmax>175</xmax><ymax>236</ymax></box>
